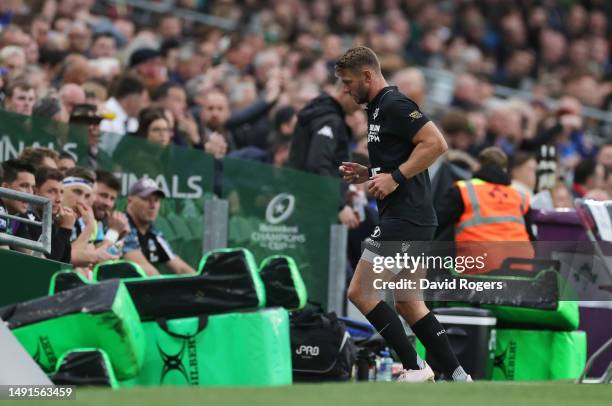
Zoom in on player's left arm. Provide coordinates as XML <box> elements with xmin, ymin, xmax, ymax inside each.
<box><xmin>368</xmin><ymin>121</ymin><xmax>447</xmax><ymax>199</ymax></box>
<box><xmin>396</xmin><ymin>121</ymin><xmax>448</xmax><ymax>180</ymax></box>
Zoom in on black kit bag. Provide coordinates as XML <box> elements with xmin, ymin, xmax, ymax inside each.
<box><xmin>290</xmin><ymin>307</ymin><xmax>357</xmax><ymax>382</ymax></box>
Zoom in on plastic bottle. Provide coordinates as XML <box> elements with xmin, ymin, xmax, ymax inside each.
<box><xmin>377</xmin><ymin>349</ymin><xmax>393</xmax><ymax>382</ymax></box>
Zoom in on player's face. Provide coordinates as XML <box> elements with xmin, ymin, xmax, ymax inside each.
<box><xmin>2</xmin><ymin>172</ymin><xmax>35</xmax><ymax>214</ymax></box>
<box><xmin>129</xmin><ymin>194</ymin><xmax>161</xmax><ymax>224</ymax></box>
<box><xmin>337</xmin><ymin>68</ymin><xmax>370</xmax><ymax>105</ymax></box>
<box><xmin>37</xmin><ymin>179</ymin><xmax>63</xmax><ymax>216</ymax></box>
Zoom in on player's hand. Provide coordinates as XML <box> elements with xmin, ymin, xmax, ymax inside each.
<box><xmin>338</xmin><ymin>205</ymin><xmax>360</xmax><ymax>229</ymax></box>
<box><xmin>93</xmin><ymin>240</ymin><xmax>120</xmax><ymax>263</ymax></box>
<box><xmin>368</xmin><ymin>173</ymin><xmax>399</xmax><ymax>200</ymax></box>
<box><xmin>340</xmin><ymin>162</ymin><xmax>369</xmax><ymax>184</ymax></box>
<box><xmin>76</xmin><ymin>202</ymin><xmax>95</xmax><ymax>227</ymax></box>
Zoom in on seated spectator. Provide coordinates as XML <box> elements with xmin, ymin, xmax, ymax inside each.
<box><xmin>572</xmin><ymin>159</ymin><xmax>604</xmax><ymax>198</ymax></box>
<box><xmin>58</xmin><ymin>151</ymin><xmax>76</xmax><ymax>173</ymax></box>
<box><xmin>123</xmin><ymin>178</ymin><xmax>196</xmax><ymax>276</ymax></box>
<box><xmin>69</xmin><ymin>103</ymin><xmax>110</xmax><ymax>168</ymax></box>
<box><xmin>3</xmin><ymin>76</ymin><xmax>35</xmax><ymax>116</ymax></box>
<box><xmin>0</xmin><ymin>159</ymin><xmax>36</xmax><ymax>251</ymax></box>
<box><xmin>114</xmin><ymin>107</ymin><xmax>173</xmax><ymax>174</ymax></box>
<box><xmin>19</xmin><ymin>147</ymin><xmax>59</xmax><ymax>169</ymax></box>
<box><xmin>30</xmin><ymin>167</ymin><xmax>75</xmax><ymax>262</ymax></box>
<box><xmin>61</xmin><ymin>166</ymin><xmax>117</xmax><ymax>267</ymax></box>
<box><xmin>92</xmin><ymin>169</ymin><xmax>130</xmax><ymax>247</ymax></box>
<box><xmin>509</xmin><ymin>151</ymin><xmax>537</xmax><ymax>198</ymax></box>
<box><xmin>99</xmin><ymin>74</ymin><xmax>148</xmax><ymax>154</ymax></box>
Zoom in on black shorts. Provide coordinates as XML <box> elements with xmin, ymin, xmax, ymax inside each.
<box><xmin>362</xmin><ymin>218</ymin><xmax>436</xmax><ymax>262</ymax></box>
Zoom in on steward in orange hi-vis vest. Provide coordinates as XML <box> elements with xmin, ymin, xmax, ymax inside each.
<box><xmin>435</xmin><ymin>147</ymin><xmax>535</xmax><ymax>275</ymax></box>
<box><xmin>453</xmin><ymin>177</ymin><xmax>535</xmax><ymax>274</ymax></box>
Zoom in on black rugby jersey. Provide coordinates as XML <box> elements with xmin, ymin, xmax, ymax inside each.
<box><xmin>365</xmin><ymin>86</ymin><xmax>437</xmax><ymax>226</ymax></box>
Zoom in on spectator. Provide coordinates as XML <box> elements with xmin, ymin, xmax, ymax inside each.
<box><xmin>92</xmin><ymin>169</ymin><xmax>130</xmax><ymax>248</ymax></box>
<box><xmin>3</xmin><ymin>76</ymin><xmax>35</xmax><ymax>116</ymax></box>
<box><xmin>123</xmin><ymin>178</ymin><xmax>196</xmax><ymax>276</ymax></box>
<box><xmin>89</xmin><ymin>32</ymin><xmax>118</xmax><ymax>59</ymax></box>
<box><xmin>69</xmin><ymin>103</ymin><xmax>109</xmax><ymax>168</ymax></box>
<box><xmin>509</xmin><ymin>151</ymin><xmax>537</xmax><ymax>197</ymax></box>
<box><xmin>114</xmin><ymin>107</ymin><xmax>173</xmax><ymax>174</ymax></box>
<box><xmin>128</xmin><ymin>47</ymin><xmax>168</xmax><ymax>91</ymax></box>
<box><xmin>32</xmin><ymin>94</ymin><xmax>69</xmax><ymax>122</ymax></box>
<box><xmin>572</xmin><ymin>159</ymin><xmax>604</xmax><ymax>198</ymax></box>
<box><xmin>61</xmin><ymin>166</ymin><xmax>117</xmax><ymax>267</ymax></box>
<box><xmin>59</xmin><ymin>83</ymin><xmax>86</xmax><ymax>116</ymax></box>
<box><xmin>391</xmin><ymin>67</ymin><xmax>427</xmax><ymax>107</ymax></box>
<box><xmin>440</xmin><ymin>109</ymin><xmax>474</xmax><ymax>154</ymax></box>
<box><xmin>32</xmin><ymin>167</ymin><xmax>75</xmax><ymax>262</ymax></box>
<box><xmin>58</xmin><ymin>151</ymin><xmax>76</xmax><ymax>173</ymax></box>
<box><xmin>151</xmin><ymin>81</ymin><xmax>200</xmax><ymax>146</ymax></box>
<box><xmin>19</xmin><ymin>147</ymin><xmax>59</xmax><ymax>169</ymax></box>
<box><xmin>0</xmin><ymin>159</ymin><xmax>36</xmax><ymax>250</ymax></box>
<box><xmin>99</xmin><ymin>74</ymin><xmax>148</xmax><ymax>154</ymax></box>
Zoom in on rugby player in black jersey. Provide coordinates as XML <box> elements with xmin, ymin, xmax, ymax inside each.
<box><xmin>337</xmin><ymin>46</ymin><xmax>471</xmax><ymax>382</ymax></box>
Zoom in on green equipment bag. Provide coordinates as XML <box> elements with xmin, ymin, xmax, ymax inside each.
<box><xmin>49</xmin><ymin>249</ymin><xmax>267</xmax><ymax>320</ymax></box>
<box><xmin>120</xmin><ymin>308</ymin><xmax>292</xmax><ymax>387</ymax></box>
<box><xmin>483</xmin><ymin>300</ymin><xmax>579</xmax><ymax>331</ymax></box>
<box><xmin>92</xmin><ymin>260</ymin><xmax>147</xmax><ymax>280</ymax></box>
<box><xmin>492</xmin><ymin>329</ymin><xmax>587</xmax><ymax>381</ymax></box>
<box><xmin>259</xmin><ymin>255</ymin><xmax>308</xmax><ymax>311</ymax></box>
<box><xmin>0</xmin><ymin>279</ymin><xmax>145</xmax><ymax>380</ymax></box>
<box><xmin>51</xmin><ymin>348</ymin><xmax>119</xmax><ymax>388</ymax></box>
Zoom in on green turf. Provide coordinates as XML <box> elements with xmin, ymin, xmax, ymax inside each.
<box><xmin>20</xmin><ymin>382</ymin><xmax>611</xmax><ymax>406</ymax></box>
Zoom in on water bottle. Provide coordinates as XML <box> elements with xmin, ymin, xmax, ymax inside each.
<box><xmin>377</xmin><ymin>349</ymin><xmax>393</xmax><ymax>382</ymax></box>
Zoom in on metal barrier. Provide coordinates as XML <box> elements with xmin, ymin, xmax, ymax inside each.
<box><xmin>0</xmin><ymin>187</ymin><xmax>52</xmax><ymax>255</ymax></box>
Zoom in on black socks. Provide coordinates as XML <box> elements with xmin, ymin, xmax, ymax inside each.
<box><xmin>365</xmin><ymin>301</ymin><xmax>424</xmax><ymax>370</ymax></box>
<box><xmin>411</xmin><ymin>311</ymin><xmax>469</xmax><ymax>380</ymax></box>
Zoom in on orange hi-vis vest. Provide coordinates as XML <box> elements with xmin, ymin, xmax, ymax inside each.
<box><xmin>454</xmin><ymin>179</ymin><xmax>533</xmax><ymax>274</ymax></box>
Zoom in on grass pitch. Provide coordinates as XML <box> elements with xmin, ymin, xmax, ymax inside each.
<box><xmin>21</xmin><ymin>381</ymin><xmax>611</xmax><ymax>406</ymax></box>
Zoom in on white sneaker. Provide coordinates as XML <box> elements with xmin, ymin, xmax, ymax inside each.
<box><xmin>396</xmin><ymin>362</ymin><xmax>435</xmax><ymax>382</ymax></box>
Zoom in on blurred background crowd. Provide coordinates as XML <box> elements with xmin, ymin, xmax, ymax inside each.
<box><xmin>0</xmin><ymin>0</ymin><xmax>611</xmax><ymax>269</ymax></box>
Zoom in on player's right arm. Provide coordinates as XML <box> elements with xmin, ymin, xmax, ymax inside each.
<box><xmin>339</xmin><ymin>162</ymin><xmax>369</xmax><ymax>184</ymax></box>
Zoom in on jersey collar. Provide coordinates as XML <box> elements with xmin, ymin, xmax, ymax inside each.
<box><xmin>366</xmin><ymin>86</ymin><xmax>397</xmax><ymax>111</ymax></box>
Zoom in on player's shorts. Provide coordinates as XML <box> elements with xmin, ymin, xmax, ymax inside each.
<box><xmin>361</xmin><ymin>218</ymin><xmax>436</xmax><ymax>264</ymax></box>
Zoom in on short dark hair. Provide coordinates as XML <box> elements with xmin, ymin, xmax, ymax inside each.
<box><xmin>35</xmin><ymin>167</ymin><xmax>64</xmax><ymax>188</ymax></box>
<box><xmin>136</xmin><ymin>107</ymin><xmax>168</xmax><ymax>138</ymax></box>
<box><xmin>64</xmin><ymin>166</ymin><xmax>96</xmax><ymax>184</ymax></box>
<box><xmin>19</xmin><ymin>147</ymin><xmax>59</xmax><ymax>168</ymax></box>
<box><xmin>5</xmin><ymin>76</ymin><xmax>34</xmax><ymax>99</ymax></box>
<box><xmin>110</xmin><ymin>75</ymin><xmax>145</xmax><ymax>99</ymax></box>
<box><xmin>335</xmin><ymin>46</ymin><xmax>381</xmax><ymax>74</ymax></box>
<box><xmin>151</xmin><ymin>81</ymin><xmax>183</xmax><ymax>102</ymax></box>
<box><xmin>59</xmin><ymin>151</ymin><xmax>76</xmax><ymax>162</ymax></box>
<box><xmin>574</xmin><ymin>159</ymin><xmax>597</xmax><ymax>185</ymax></box>
<box><xmin>92</xmin><ymin>32</ymin><xmax>116</xmax><ymax>45</ymax></box>
<box><xmin>478</xmin><ymin>147</ymin><xmax>508</xmax><ymax>170</ymax></box>
<box><xmin>1</xmin><ymin>159</ymin><xmax>35</xmax><ymax>184</ymax></box>
<box><xmin>508</xmin><ymin>151</ymin><xmax>535</xmax><ymax>172</ymax></box>
<box><xmin>95</xmin><ymin>169</ymin><xmax>121</xmax><ymax>192</ymax></box>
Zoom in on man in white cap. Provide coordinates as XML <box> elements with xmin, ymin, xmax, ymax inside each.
<box><xmin>123</xmin><ymin>177</ymin><xmax>196</xmax><ymax>276</ymax></box>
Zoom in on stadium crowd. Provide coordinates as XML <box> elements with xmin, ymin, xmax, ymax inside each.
<box><xmin>0</xmin><ymin>0</ymin><xmax>611</xmax><ymax>272</ymax></box>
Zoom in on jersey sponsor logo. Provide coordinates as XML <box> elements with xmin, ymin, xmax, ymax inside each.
<box><xmin>317</xmin><ymin>125</ymin><xmax>334</xmax><ymax>139</ymax></box>
<box><xmin>372</xmin><ymin>107</ymin><xmax>380</xmax><ymax>121</ymax></box>
<box><xmin>367</xmin><ymin>124</ymin><xmax>381</xmax><ymax>143</ymax></box>
<box><xmin>265</xmin><ymin>193</ymin><xmax>295</xmax><ymax>225</ymax></box>
<box><xmin>409</xmin><ymin>110</ymin><xmax>423</xmax><ymax>120</ymax></box>
<box><xmin>371</xmin><ymin>226</ymin><xmax>381</xmax><ymax>238</ymax></box>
